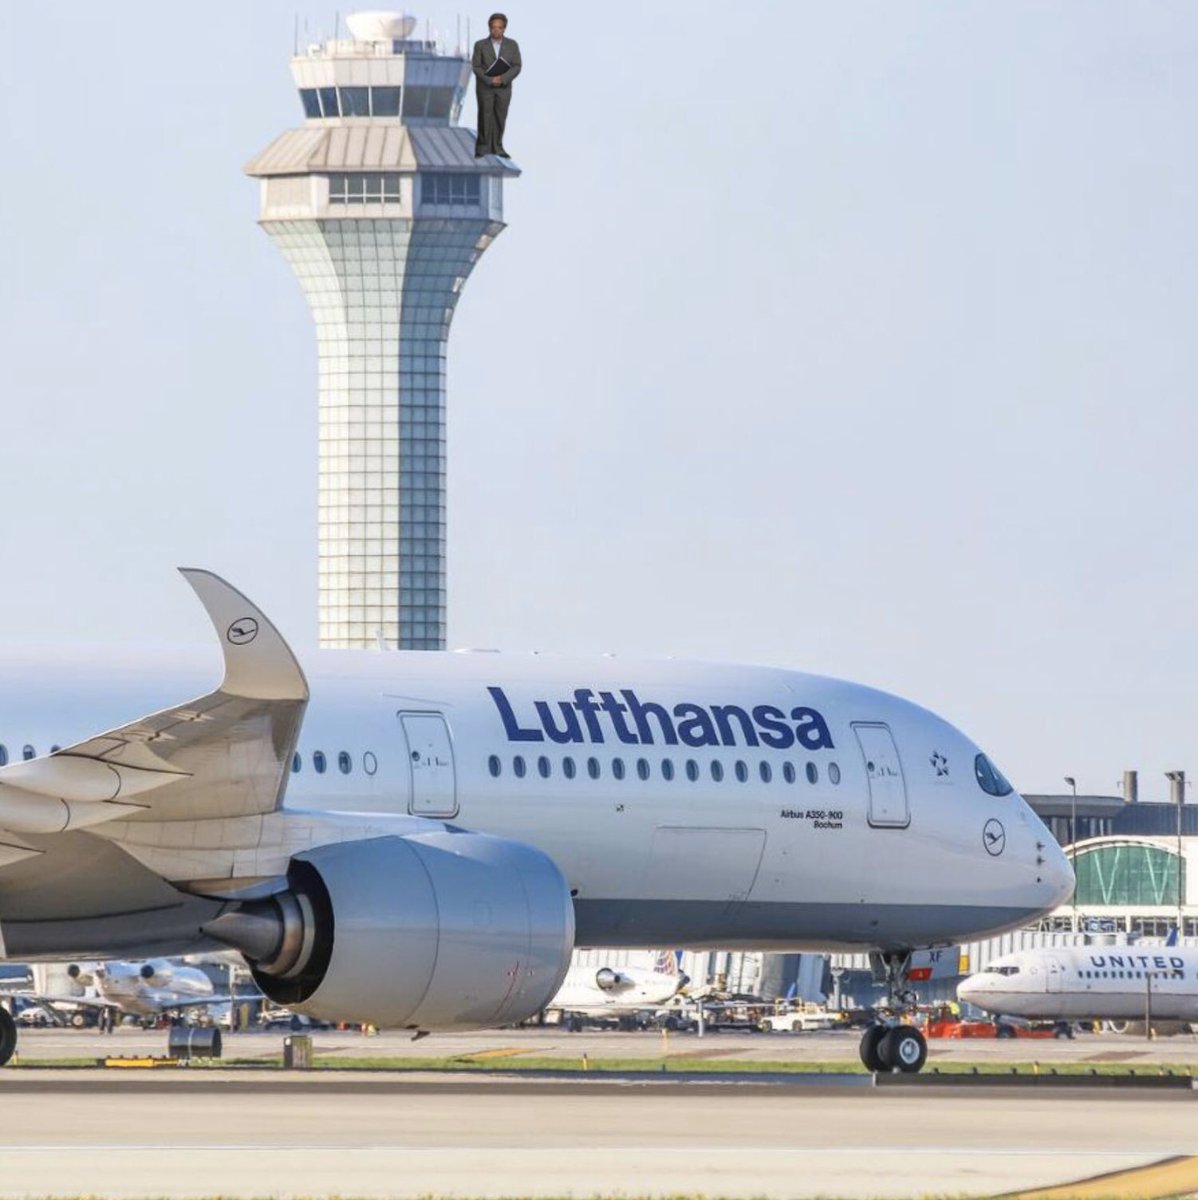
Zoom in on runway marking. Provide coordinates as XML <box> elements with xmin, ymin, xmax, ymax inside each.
<box><xmin>1008</xmin><ymin>1154</ymin><xmax>1198</xmax><ymax>1198</ymax></box>
<box><xmin>0</xmin><ymin>1146</ymin><xmax>1173</xmax><ymax>1157</ymax></box>
<box><xmin>454</xmin><ymin>1047</ymin><xmax>531</xmax><ymax>1060</ymax></box>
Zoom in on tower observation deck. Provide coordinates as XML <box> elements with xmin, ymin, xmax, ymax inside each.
<box><xmin>246</xmin><ymin>11</ymin><xmax>518</xmax><ymax>650</ymax></box>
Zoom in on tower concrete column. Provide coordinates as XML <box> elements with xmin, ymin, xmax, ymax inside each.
<box><xmin>247</xmin><ymin>12</ymin><xmax>517</xmax><ymax>649</ymax></box>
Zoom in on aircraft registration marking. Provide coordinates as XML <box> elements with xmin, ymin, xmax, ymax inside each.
<box><xmin>779</xmin><ymin>809</ymin><xmax>844</xmax><ymax>830</ymax></box>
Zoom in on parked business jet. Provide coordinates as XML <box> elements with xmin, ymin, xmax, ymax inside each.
<box><xmin>959</xmin><ymin>945</ymin><xmax>1198</xmax><ymax>1023</ymax></box>
<box><xmin>0</xmin><ymin>571</ymin><xmax>1072</xmax><ymax>1072</ymax></box>
<box><xmin>548</xmin><ymin>960</ymin><xmax>686</xmax><ymax>1028</ymax></box>
<box><xmin>56</xmin><ymin>959</ymin><xmax>217</xmax><ymax>1021</ymax></box>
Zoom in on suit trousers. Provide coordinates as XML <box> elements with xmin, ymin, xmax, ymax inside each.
<box><xmin>475</xmin><ymin>83</ymin><xmax>512</xmax><ymax>156</ymax></box>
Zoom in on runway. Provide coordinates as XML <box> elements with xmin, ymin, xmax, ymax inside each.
<box><xmin>0</xmin><ymin>1071</ymin><xmax>1196</xmax><ymax>1198</ymax></box>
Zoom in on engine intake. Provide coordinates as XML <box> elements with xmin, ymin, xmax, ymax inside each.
<box><xmin>204</xmin><ymin>831</ymin><xmax>574</xmax><ymax>1030</ymax></box>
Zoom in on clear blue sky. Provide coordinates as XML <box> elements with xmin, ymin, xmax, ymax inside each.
<box><xmin>0</xmin><ymin>2</ymin><xmax>1195</xmax><ymax>798</ymax></box>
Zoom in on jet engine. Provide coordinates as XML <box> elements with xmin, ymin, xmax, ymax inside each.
<box><xmin>137</xmin><ymin>960</ymin><xmax>174</xmax><ymax>988</ymax></box>
<box><xmin>203</xmin><ymin>831</ymin><xmax>574</xmax><ymax>1030</ymax></box>
<box><xmin>594</xmin><ymin>967</ymin><xmax>626</xmax><ymax>991</ymax></box>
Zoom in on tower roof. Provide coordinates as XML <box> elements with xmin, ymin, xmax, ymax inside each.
<box><xmin>245</xmin><ymin>124</ymin><xmax>519</xmax><ymax>178</ymax></box>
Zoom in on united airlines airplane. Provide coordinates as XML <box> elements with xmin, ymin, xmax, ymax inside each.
<box><xmin>0</xmin><ymin>571</ymin><xmax>1072</xmax><ymax>1073</ymax></box>
<box><xmin>959</xmin><ymin>945</ymin><xmax>1198</xmax><ymax>1023</ymax></box>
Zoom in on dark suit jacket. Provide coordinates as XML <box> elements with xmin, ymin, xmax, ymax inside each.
<box><xmin>472</xmin><ymin>36</ymin><xmax>522</xmax><ymax>87</ymax></box>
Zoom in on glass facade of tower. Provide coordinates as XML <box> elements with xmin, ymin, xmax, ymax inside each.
<box><xmin>246</xmin><ymin>29</ymin><xmax>516</xmax><ymax>649</ymax></box>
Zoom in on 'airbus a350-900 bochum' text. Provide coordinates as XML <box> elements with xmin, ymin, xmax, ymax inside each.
<box><xmin>0</xmin><ymin>571</ymin><xmax>1072</xmax><ymax>1072</ymax></box>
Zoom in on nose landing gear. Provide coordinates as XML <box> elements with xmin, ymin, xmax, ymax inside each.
<box><xmin>858</xmin><ymin>950</ymin><xmax>928</xmax><ymax>1074</ymax></box>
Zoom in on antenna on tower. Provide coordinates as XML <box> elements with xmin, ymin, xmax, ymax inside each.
<box><xmin>456</xmin><ymin>14</ymin><xmax>461</xmax><ymax>54</ymax></box>
<box><xmin>333</xmin><ymin>10</ymin><xmax>340</xmax><ymax>41</ymax></box>
<box><xmin>293</xmin><ymin>12</ymin><xmax>299</xmax><ymax>55</ymax></box>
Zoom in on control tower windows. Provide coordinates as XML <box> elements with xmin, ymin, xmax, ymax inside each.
<box><xmin>421</xmin><ymin>174</ymin><xmax>480</xmax><ymax>208</ymax></box>
<box><xmin>402</xmin><ymin>86</ymin><xmax>455</xmax><ymax>120</ymax></box>
<box><xmin>373</xmin><ymin>86</ymin><xmax>401</xmax><ymax>116</ymax></box>
<box><xmin>427</xmin><ymin>87</ymin><xmax>454</xmax><ymax>119</ymax></box>
<box><xmin>300</xmin><ymin>89</ymin><xmax>322</xmax><ymax>119</ymax></box>
<box><xmin>327</xmin><ymin>172</ymin><xmax>402</xmax><ymax>205</ymax></box>
<box><xmin>339</xmin><ymin>86</ymin><xmax>370</xmax><ymax>117</ymax></box>
<box><xmin>318</xmin><ymin>86</ymin><xmax>340</xmax><ymax>117</ymax></box>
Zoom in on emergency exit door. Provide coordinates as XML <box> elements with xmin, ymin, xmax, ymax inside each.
<box><xmin>852</xmin><ymin>722</ymin><xmax>909</xmax><ymax>828</ymax></box>
<box><xmin>399</xmin><ymin>712</ymin><xmax>458</xmax><ymax>817</ymax></box>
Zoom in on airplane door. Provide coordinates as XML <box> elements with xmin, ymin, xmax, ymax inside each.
<box><xmin>399</xmin><ymin>712</ymin><xmax>458</xmax><ymax>818</ymax></box>
<box><xmin>853</xmin><ymin>723</ymin><xmax>910</xmax><ymax>829</ymax></box>
<box><xmin>1045</xmin><ymin>957</ymin><xmax>1066</xmax><ymax>993</ymax></box>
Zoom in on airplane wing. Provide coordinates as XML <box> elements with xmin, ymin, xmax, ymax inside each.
<box><xmin>0</xmin><ymin>570</ymin><xmax>308</xmax><ymax>843</ymax></box>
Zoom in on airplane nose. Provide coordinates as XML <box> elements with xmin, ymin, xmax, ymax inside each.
<box><xmin>1042</xmin><ymin>839</ymin><xmax>1075</xmax><ymax>909</ymax></box>
<box><xmin>956</xmin><ymin>977</ymin><xmax>980</xmax><ymax>1004</ymax></box>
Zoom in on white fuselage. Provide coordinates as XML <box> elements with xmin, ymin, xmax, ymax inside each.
<box><xmin>959</xmin><ymin>946</ymin><xmax>1198</xmax><ymax>1021</ymax></box>
<box><xmin>548</xmin><ymin>964</ymin><xmax>683</xmax><ymax>1016</ymax></box>
<box><xmin>0</xmin><ymin>647</ymin><xmax>1073</xmax><ymax>960</ymax></box>
<box><xmin>92</xmin><ymin>960</ymin><xmax>215</xmax><ymax>1018</ymax></box>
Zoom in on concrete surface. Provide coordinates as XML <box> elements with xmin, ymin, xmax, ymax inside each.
<box><xmin>0</xmin><ymin>1069</ymin><xmax>1193</xmax><ymax>1198</ymax></box>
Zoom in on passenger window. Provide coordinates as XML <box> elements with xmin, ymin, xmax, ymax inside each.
<box><xmin>22</xmin><ymin>745</ymin><xmax>34</xmax><ymax>761</ymax></box>
<box><xmin>313</xmin><ymin>751</ymin><xmax>326</xmax><ymax>774</ymax></box>
<box><xmin>612</xmin><ymin>757</ymin><xmax>626</xmax><ymax>780</ymax></box>
<box><xmin>685</xmin><ymin>760</ymin><xmax>699</xmax><ymax>782</ymax></box>
<box><xmin>661</xmin><ymin>759</ymin><xmax>674</xmax><ymax>781</ymax></box>
<box><xmin>734</xmin><ymin>761</ymin><xmax>748</xmax><ymax>783</ymax></box>
<box><xmin>338</xmin><ymin>751</ymin><xmax>352</xmax><ymax>775</ymax></box>
<box><xmin>587</xmin><ymin>757</ymin><xmax>601</xmax><ymax>780</ymax></box>
<box><xmin>50</xmin><ymin>744</ymin><xmax>61</xmax><ymax>754</ymax></box>
<box><xmin>829</xmin><ymin>762</ymin><xmax>841</xmax><ymax>785</ymax></box>
<box><xmin>563</xmin><ymin>756</ymin><xmax>577</xmax><ymax>779</ymax></box>
<box><xmin>806</xmin><ymin>762</ymin><xmax>818</xmax><ymax>784</ymax></box>
<box><xmin>783</xmin><ymin>762</ymin><xmax>796</xmax><ymax>784</ymax></box>
<box><xmin>759</xmin><ymin>762</ymin><xmax>772</xmax><ymax>784</ymax></box>
<box><xmin>292</xmin><ymin>753</ymin><xmax>301</xmax><ymax>773</ymax></box>
<box><xmin>363</xmin><ymin>751</ymin><xmax>378</xmax><ymax>776</ymax></box>
<box><xmin>636</xmin><ymin>758</ymin><xmax>650</xmax><ymax>781</ymax></box>
<box><xmin>537</xmin><ymin>755</ymin><xmax>551</xmax><ymax>779</ymax></box>
<box><xmin>0</xmin><ymin>744</ymin><xmax>7</xmax><ymax>766</ymax></box>
<box><xmin>488</xmin><ymin>754</ymin><xmax>501</xmax><ymax>777</ymax></box>
<box><xmin>513</xmin><ymin>755</ymin><xmax>527</xmax><ymax>778</ymax></box>
<box><xmin>711</xmin><ymin>760</ymin><xmax>724</xmax><ymax>783</ymax></box>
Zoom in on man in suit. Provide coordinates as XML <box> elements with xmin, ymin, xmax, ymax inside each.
<box><xmin>472</xmin><ymin>13</ymin><xmax>521</xmax><ymax>158</ymax></box>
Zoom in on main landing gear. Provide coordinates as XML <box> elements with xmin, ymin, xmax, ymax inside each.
<box><xmin>858</xmin><ymin>951</ymin><xmax>928</xmax><ymax>1075</ymax></box>
<box><xmin>0</xmin><ymin>1007</ymin><xmax>17</xmax><ymax>1067</ymax></box>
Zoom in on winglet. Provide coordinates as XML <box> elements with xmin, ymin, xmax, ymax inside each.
<box><xmin>179</xmin><ymin>569</ymin><xmax>309</xmax><ymax>702</ymax></box>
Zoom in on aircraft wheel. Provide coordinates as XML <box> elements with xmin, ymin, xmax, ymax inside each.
<box><xmin>0</xmin><ymin>1008</ymin><xmax>16</xmax><ymax>1067</ymax></box>
<box><xmin>758</xmin><ymin>1018</ymin><xmax>774</xmax><ymax>1033</ymax></box>
<box><xmin>69</xmin><ymin>1012</ymin><xmax>87</xmax><ymax>1029</ymax></box>
<box><xmin>858</xmin><ymin>1024</ymin><xmax>887</xmax><ymax>1072</ymax></box>
<box><xmin>879</xmin><ymin>1025</ymin><xmax>927</xmax><ymax>1074</ymax></box>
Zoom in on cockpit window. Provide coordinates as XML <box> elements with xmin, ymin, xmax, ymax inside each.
<box><xmin>975</xmin><ymin>753</ymin><xmax>1014</xmax><ymax>797</ymax></box>
<box><xmin>983</xmin><ymin>965</ymin><xmax>1019</xmax><ymax>976</ymax></box>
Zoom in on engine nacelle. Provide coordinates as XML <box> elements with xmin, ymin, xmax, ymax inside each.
<box><xmin>204</xmin><ymin>831</ymin><xmax>574</xmax><ymax>1030</ymax></box>
<box><xmin>594</xmin><ymin>967</ymin><xmax>624</xmax><ymax>991</ymax></box>
<box><xmin>138</xmin><ymin>960</ymin><xmax>174</xmax><ymax>988</ymax></box>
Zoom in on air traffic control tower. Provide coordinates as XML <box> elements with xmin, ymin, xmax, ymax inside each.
<box><xmin>246</xmin><ymin>11</ymin><xmax>518</xmax><ymax>650</ymax></box>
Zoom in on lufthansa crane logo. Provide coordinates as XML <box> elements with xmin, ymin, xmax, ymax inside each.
<box><xmin>227</xmin><ymin>617</ymin><xmax>259</xmax><ymax>646</ymax></box>
<box><xmin>983</xmin><ymin>818</ymin><xmax>1006</xmax><ymax>857</ymax></box>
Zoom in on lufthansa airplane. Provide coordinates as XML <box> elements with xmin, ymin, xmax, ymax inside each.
<box><xmin>959</xmin><ymin>945</ymin><xmax>1198</xmax><ymax>1023</ymax></box>
<box><xmin>0</xmin><ymin>571</ymin><xmax>1072</xmax><ymax>1073</ymax></box>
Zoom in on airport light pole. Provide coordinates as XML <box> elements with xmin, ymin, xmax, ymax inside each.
<box><xmin>1166</xmin><ymin>771</ymin><xmax>1186</xmax><ymax>938</ymax></box>
<box><xmin>1065</xmin><ymin>777</ymin><xmax>1078</xmax><ymax>932</ymax></box>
